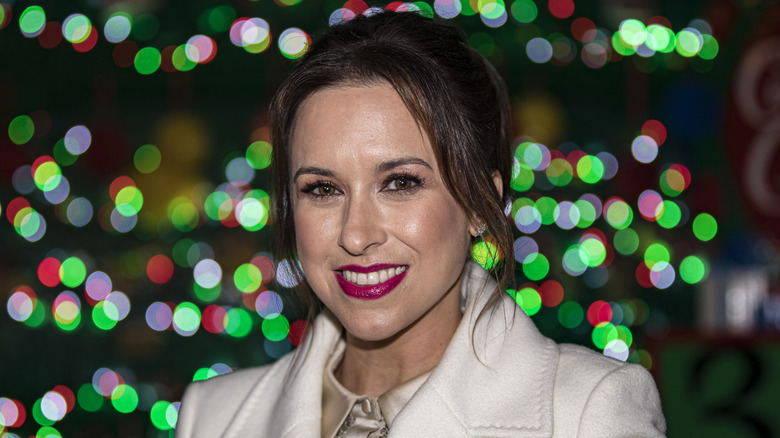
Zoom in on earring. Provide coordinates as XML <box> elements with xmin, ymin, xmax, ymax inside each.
<box><xmin>473</xmin><ymin>222</ymin><xmax>487</xmax><ymax>237</ymax></box>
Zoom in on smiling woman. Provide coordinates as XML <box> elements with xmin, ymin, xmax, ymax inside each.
<box><xmin>174</xmin><ymin>11</ymin><xmax>666</xmax><ymax>438</ymax></box>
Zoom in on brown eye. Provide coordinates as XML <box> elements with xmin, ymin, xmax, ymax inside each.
<box><xmin>388</xmin><ymin>177</ymin><xmax>416</xmax><ymax>191</ymax></box>
<box><xmin>315</xmin><ymin>185</ymin><xmax>335</xmax><ymax>195</ymax></box>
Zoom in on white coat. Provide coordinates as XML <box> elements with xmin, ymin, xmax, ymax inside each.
<box><xmin>175</xmin><ymin>262</ymin><xmax>666</xmax><ymax>437</ymax></box>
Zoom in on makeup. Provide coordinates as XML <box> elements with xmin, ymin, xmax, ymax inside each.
<box><xmin>335</xmin><ymin>264</ymin><xmax>408</xmax><ymax>300</ymax></box>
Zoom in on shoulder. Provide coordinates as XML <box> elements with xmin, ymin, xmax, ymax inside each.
<box><xmin>552</xmin><ymin>343</ymin><xmax>667</xmax><ymax>437</ymax></box>
<box><xmin>175</xmin><ymin>355</ymin><xmax>293</xmax><ymax>437</ymax></box>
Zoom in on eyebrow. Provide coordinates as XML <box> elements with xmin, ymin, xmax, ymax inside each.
<box><xmin>293</xmin><ymin>156</ymin><xmax>432</xmax><ymax>181</ymax></box>
<box><xmin>375</xmin><ymin>157</ymin><xmax>433</xmax><ymax>173</ymax></box>
<box><xmin>293</xmin><ymin>166</ymin><xmax>334</xmax><ymax>182</ymax></box>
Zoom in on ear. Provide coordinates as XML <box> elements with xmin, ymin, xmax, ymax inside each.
<box><xmin>469</xmin><ymin>170</ymin><xmax>504</xmax><ymax>237</ymax></box>
<box><xmin>491</xmin><ymin>169</ymin><xmax>504</xmax><ymax>199</ymax></box>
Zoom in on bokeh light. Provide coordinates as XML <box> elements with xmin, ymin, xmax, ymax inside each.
<box><xmin>0</xmin><ymin>4</ymin><xmax>728</xmax><ymax>435</ymax></box>
<box><xmin>19</xmin><ymin>6</ymin><xmax>46</xmax><ymax>38</ymax></box>
<box><xmin>9</xmin><ymin>115</ymin><xmax>34</xmax><ymax>144</ymax></box>
<box><xmin>104</xmin><ymin>13</ymin><xmax>132</xmax><ymax>43</ymax></box>
<box><xmin>278</xmin><ymin>27</ymin><xmax>310</xmax><ymax>58</ymax></box>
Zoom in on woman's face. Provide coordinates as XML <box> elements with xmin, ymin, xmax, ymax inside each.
<box><xmin>289</xmin><ymin>83</ymin><xmax>473</xmax><ymax>342</ymax></box>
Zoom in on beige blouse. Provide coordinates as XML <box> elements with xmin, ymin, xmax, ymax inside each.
<box><xmin>321</xmin><ymin>339</ymin><xmax>431</xmax><ymax>438</ymax></box>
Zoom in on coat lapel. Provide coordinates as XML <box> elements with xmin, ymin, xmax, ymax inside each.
<box><xmin>220</xmin><ymin>263</ymin><xmax>559</xmax><ymax>437</ymax></box>
<box><xmin>391</xmin><ymin>263</ymin><xmax>559</xmax><ymax>437</ymax></box>
<box><xmin>223</xmin><ymin>310</ymin><xmax>343</xmax><ymax>437</ymax></box>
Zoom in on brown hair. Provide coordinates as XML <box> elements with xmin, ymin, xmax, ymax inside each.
<box><xmin>269</xmin><ymin>11</ymin><xmax>514</xmax><ymax>324</ymax></box>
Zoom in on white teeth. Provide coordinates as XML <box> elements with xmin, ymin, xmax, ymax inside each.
<box><xmin>342</xmin><ymin>266</ymin><xmax>406</xmax><ymax>286</ymax></box>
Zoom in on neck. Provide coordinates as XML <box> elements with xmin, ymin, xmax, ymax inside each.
<box><xmin>334</xmin><ymin>280</ymin><xmax>463</xmax><ymax>397</ymax></box>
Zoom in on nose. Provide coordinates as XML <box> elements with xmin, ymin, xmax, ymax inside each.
<box><xmin>338</xmin><ymin>195</ymin><xmax>386</xmax><ymax>256</ymax></box>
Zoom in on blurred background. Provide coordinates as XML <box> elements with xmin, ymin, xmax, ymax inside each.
<box><xmin>1</xmin><ymin>0</ymin><xmax>779</xmax><ymax>437</ymax></box>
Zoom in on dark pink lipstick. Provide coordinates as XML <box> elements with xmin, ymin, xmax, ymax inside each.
<box><xmin>335</xmin><ymin>264</ymin><xmax>407</xmax><ymax>300</ymax></box>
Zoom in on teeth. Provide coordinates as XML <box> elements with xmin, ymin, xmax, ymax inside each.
<box><xmin>342</xmin><ymin>266</ymin><xmax>406</xmax><ymax>286</ymax></box>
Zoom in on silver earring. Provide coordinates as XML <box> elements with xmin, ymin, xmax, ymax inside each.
<box><xmin>474</xmin><ymin>223</ymin><xmax>487</xmax><ymax>237</ymax></box>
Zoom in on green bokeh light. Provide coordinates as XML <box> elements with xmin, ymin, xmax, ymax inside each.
<box><xmin>680</xmin><ymin>255</ymin><xmax>707</xmax><ymax>284</ymax></box>
<box><xmin>644</xmin><ymin>242</ymin><xmax>671</xmax><ymax>267</ymax></box>
<box><xmin>54</xmin><ymin>311</ymin><xmax>81</xmax><ymax>332</ymax></box>
<box><xmin>111</xmin><ymin>384</ymin><xmax>139</xmax><ymax>413</ymax></box>
<box><xmin>511</xmin><ymin>162</ymin><xmax>534</xmax><ymax>192</ymax></box>
<box><xmin>53</xmin><ymin>139</ymin><xmax>78</xmax><ymax>166</ymax></box>
<box><xmin>613</xmin><ymin>228</ymin><xmax>639</xmax><ymax>255</ymax></box>
<box><xmin>558</xmin><ymin>301</ymin><xmax>584</xmax><ymax>328</ymax></box>
<box><xmin>63</xmin><ymin>14</ymin><xmax>91</xmax><ymax>43</ymax></box>
<box><xmin>576</xmin><ymin>155</ymin><xmax>604</xmax><ymax>184</ymax></box>
<box><xmin>575</xmin><ymin>199</ymin><xmax>597</xmax><ymax>228</ymax></box>
<box><xmin>692</xmin><ymin>213</ymin><xmax>717</xmax><ymax>241</ymax></box>
<box><xmin>169</xmin><ymin>198</ymin><xmax>199</xmax><ymax>231</ymax></box>
<box><xmin>592</xmin><ymin>322</ymin><xmax>618</xmax><ymax>349</ymax></box>
<box><xmin>656</xmin><ymin>200</ymin><xmax>681</xmax><ymax>229</ymax></box>
<box><xmin>36</xmin><ymin>426</ymin><xmax>62</xmax><ymax>438</ymax></box>
<box><xmin>261</xmin><ymin>314</ymin><xmax>290</xmax><ymax>341</ymax></box>
<box><xmin>92</xmin><ymin>302</ymin><xmax>118</xmax><ymax>330</ymax></box>
<box><xmin>173</xmin><ymin>238</ymin><xmax>196</xmax><ymax>268</ymax></box>
<box><xmin>76</xmin><ymin>383</ymin><xmax>105</xmax><ymax>412</ymax></box>
<box><xmin>60</xmin><ymin>257</ymin><xmax>87</xmax><ymax>288</ymax></box>
<box><xmin>611</xmin><ymin>32</ymin><xmax>636</xmax><ymax>56</ymax></box>
<box><xmin>173</xmin><ymin>44</ymin><xmax>197</xmax><ymax>71</ymax></box>
<box><xmin>535</xmin><ymin>197</ymin><xmax>557</xmax><ymax>225</ymax></box>
<box><xmin>115</xmin><ymin>186</ymin><xmax>144</xmax><ymax>216</ymax></box>
<box><xmin>33</xmin><ymin>161</ymin><xmax>62</xmax><ymax>192</ymax></box>
<box><xmin>19</xmin><ymin>6</ymin><xmax>46</xmax><ymax>36</ymax></box>
<box><xmin>514</xmin><ymin>287</ymin><xmax>542</xmax><ymax>316</ymax></box>
<box><xmin>234</xmin><ymin>263</ymin><xmax>263</xmax><ymax>293</ymax></box>
<box><xmin>134</xmin><ymin>144</ymin><xmax>161</xmax><ymax>173</ymax></box>
<box><xmin>562</xmin><ymin>245</ymin><xmax>588</xmax><ymax>275</ymax></box>
<box><xmin>646</xmin><ymin>24</ymin><xmax>674</xmax><ymax>53</ymax></box>
<box><xmin>605</xmin><ymin>200</ymin><xmax>633</xmax><ymax>229</ymax></box>
<box><xmin>676</xmin><ymin>29</ymin><xmax>702</xmax><ymax>57</ymax></box>
<box><xmin>246</xmin><ymin>141</ymin><xmax>273</xmax><ymax>169</ymax></box>
<box><xmin>619</xmin><ymin>19</ymin><xmax>646</xmax><ymax>48</ymax></box>
<box><xmin>522</xmin><ymin>252</ymin><xmax>549</xmax><ymax>281</ymax></box>
<box><xmin>32</xmin><ymin>398</ymin><xmax>55</xmax><ymax>426</ymax></box>
<box><xmin>9</xmin><ymin>115</ymin><xmax>34</xmax><ymax>145</ymax></box>
<box><xmin>174</xmin><ymin>302</ymin><xmax>202</xmax><ymax>333</ymax></box>
<box><xmin>545</xmin><ymin>158</ymin><xmax>573</xmax><ymax>187</ymax></box>
<box><xmin>134</xmin><ymin>47</ymin><xmax>162</xmax><ymax>75</ymax></box>
<box><xmin>580</xmin><ymin>238</ymin><xmax>606</xmax><ymax>267</ymax></box>
<box><xmin>150</xmin><ymin>401</ymin><xmax>174</xmax><ymax>430</ymax></box>
<box><xmin>193</xmin><ymin>282</ymin><xmax>221</xmax><ymax>303</ymax></box>
<box><xmin>24</xmin><ymin>297</ymin><xmax>47</xmax><ymax>328</ymax></box>
<box><xmin>224</xmin><ymin>308</ymin><xmax>253</xmax><ymax>338</ymax></box>
<box><xmin>699</xmin><ymin>34</ymin><xmax>719</xmax><ymax>60</ymax></box>
<box><xmin>510</xmin><ymin>0</ymin><xmax>537</xmax><ymax>23</ymax></box>
<box><xmin>471</xmin><ymin>240</ymin><xmax>499</xmax><ymax>270</ymax></box>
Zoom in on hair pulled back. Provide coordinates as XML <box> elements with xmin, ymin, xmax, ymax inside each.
<box><xmin>269</xmin><ymin>11</ymin><xmax>515</xmax><ymax>322</ymax></box>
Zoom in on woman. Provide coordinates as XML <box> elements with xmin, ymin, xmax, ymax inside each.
<box><xmin>175</xmin><ymin>11</ymin><xmax>666</xmax><ymax>437</ymax></box>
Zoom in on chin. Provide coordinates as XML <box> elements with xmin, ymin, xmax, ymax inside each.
<box><xmin>337</xmin><ymin>311</ymin><xmax>408</xmax><ymax>343</ymax></box>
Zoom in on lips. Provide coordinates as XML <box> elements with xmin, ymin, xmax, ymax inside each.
<box><xmin>335</xmin><ymin>264</ymin><xmax>407</xmax><ymax>300</ymax></box>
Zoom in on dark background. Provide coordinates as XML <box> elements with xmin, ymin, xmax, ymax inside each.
<box><xmin>1</xmin><ymin>0</ymin><xmax>779</xmax><ymax>436</ymax></box>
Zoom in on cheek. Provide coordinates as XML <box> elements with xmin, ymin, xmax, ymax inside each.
<box><xmin>395</xmin><ymin>197</ymin><xmax>470</xmax><ymax>254</ymax></box>
<box><xmin>293</xmin><ymin>208</ymin><xmax>333</xmax><ymax>258</ymax></box>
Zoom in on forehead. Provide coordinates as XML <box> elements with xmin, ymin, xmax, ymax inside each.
<box><xmin>289</xmin><ymin>83</ymin><xmax>436</xmax><ymax>169</ymax></box>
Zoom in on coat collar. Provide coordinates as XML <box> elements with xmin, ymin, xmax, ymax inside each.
<box><xmin>390</xmin><ymin>262</ymin><xmax>558</xmax><ymax>437</ymax></box>
<box><xmin>225</xmin><ymin>262</ymin><xmax>559</xmax><ymax>437</ymax></box>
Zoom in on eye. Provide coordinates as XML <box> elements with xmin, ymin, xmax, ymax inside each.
<box><xmin>301</xmin><ymin>181</ymin><xmax>340</xmax><ymax>197</ymax></box>
<box><xmin>386</xmin><ymin>175</ymin><xmax>420</xmax><ymax>191</ymax></box>
<box><xmin>313</xmin><ymin>184</ymin><xmax>337</xmax><ymax>196</ymax></box>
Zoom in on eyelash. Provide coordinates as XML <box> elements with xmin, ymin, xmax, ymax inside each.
<box><xmin>382</xmin><ymin>172</ymin><xmax>424</xmax><ymax>194</ymax></box>
<box><xmin>299</xmin><ymin>172</ymin><xmax>424</xmax><ymax>199</ymax></box>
